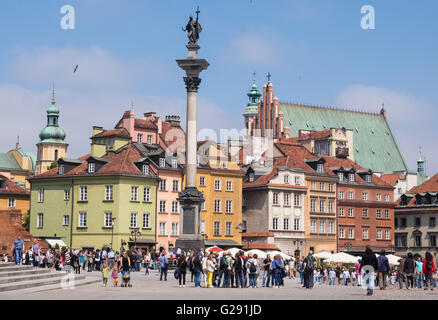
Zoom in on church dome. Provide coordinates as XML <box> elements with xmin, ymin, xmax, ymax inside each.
<box><xmin>39</xmin><ymin>126</ymin><xmax>66</xmax><ymax>142</ymax></box>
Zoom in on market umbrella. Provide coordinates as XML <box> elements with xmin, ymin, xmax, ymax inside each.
<box><xmin>225</xmin><ymin>247</ymin><xmax>242</xmax><ymax>257</ymax></box>
<box><xmin>313</xmin><ymin>251</ymin><xmax>333</xmax><ymax>260</ymax></box>
<box><xmin>386</xmin><ymin>254</ymin><xmax>401</xmax><ymax>266</ymax></box>
<box><xmin>206</xmin><ymin>246</ymin><xmax>223</xmax><ymax>253</ymax></box>
<box><xmin>246</xmin><ymin>249</ymin><xmax>267</xmax><ymax>259</ymax></box>
<box><xmin>324</xmin><ymin>252</ymin><xmax>359</xmax><ymax>264</ymax></box>
<box><xmin>268</xmin><ymin>251</ymin><xmax>294</xmax><ymax>260</ymax></box>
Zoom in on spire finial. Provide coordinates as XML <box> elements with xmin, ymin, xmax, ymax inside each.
<box><xmin>51</xmin><ymin>82</ymin><xmax>55</xmax><ymax>104</ymax></box>
<box><xmin>16</xmin><ymin>135</ymin><xmax>21</xmax><ymax>150</ymax></box>
<box><xmin>267</xmin><ymin>72</ymin><xmax>272</xmax><ymax>83</ymax></box>
<box><xmin>131</xmin><ymin>101</ymin><xmax>134</xmax><ymax>110</ymax></box>
<box><xmin>252</xmin><ymin>71</ymin><xmax>256</xmax><ymax>83</ymax></box>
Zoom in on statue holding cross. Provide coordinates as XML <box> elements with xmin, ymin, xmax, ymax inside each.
<box><xmin>182</xmin><ymin>6</ymin><xmax>202</xmax><ymax>45</ymax></box>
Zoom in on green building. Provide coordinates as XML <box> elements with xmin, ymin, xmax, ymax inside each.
<box><xmin>29</xmin><ymin>138</ymin><xmax>159</xmax><ymax>251</ymax></box>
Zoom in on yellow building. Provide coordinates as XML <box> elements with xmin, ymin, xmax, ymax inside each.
<box><xmin>193</xmin><ymin>141</ymin><xmax>244</xmax><ymax>248</ymax></box>
<box><xmin>0</xmin><ymin>144</ymin><xmax>36</xmax><ymax>189</ymax></box>
<box><xmin>0</xmin><ymin>175</ymin><xmax>30</xmax><ymax>219</ymax></box>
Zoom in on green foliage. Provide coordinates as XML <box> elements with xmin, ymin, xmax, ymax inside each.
<box><xmin>22</xmin><ymin>210</ymin><xmax>30</xmax><ymax>231</ymax></box>
<box><xmin>47</xmin><ymin>162</ymin><xmax>58</xmax><ymax>170</ymax></box>
<box><xmin>54</xmin><ymin>243</ymin><xmax>60</xmax><ymax>250</ymax></box>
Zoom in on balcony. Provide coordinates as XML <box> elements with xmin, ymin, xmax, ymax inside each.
<box><xmin>336</xmin><ymin>147</ymin><xmax>349</xmax><ymax>158</ymax></box>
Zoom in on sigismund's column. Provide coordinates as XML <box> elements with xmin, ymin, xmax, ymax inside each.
<box><xmin>175</xmin><ymin>9</ymin><xmax>209</xmax><ymax>253</ymax></box>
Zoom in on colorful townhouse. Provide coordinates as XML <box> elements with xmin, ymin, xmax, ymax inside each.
<box><xmin>29</xmin><ymin>128</ymin><xmax>159</xmax><ymax>251</ymax></box>
<box><xmin>195</xmin><ymin>141</ymin><xmax>244</xmax><ymax>248</ymax></box>
<box><xmin>0</xmin><ymin>174</ymin><xmax>30</xmax><ymax>221</ymax></box>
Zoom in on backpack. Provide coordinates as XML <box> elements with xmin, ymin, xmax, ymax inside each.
<box><xmin>426</xmin><ymin>259</ymin><xmax>433</xmax><ymax>271</ymax></box>
<box><xmin>305</xmin><ymin>257</ymin><xmax>314</xmax><ymax>272</ymax></box>
<box><xmin>221</xmin><ymin>257</ymin><xmax>229</xmax><ymax>269</ymax></box>
<box><xmin>249</xmin><ymin>261</ymin><xmax>257</xmax><ymax>273</ymax></box>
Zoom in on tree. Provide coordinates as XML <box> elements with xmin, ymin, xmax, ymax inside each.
<box><xmin>22</xmin><ymin>210</ymin><xmax>30</xmax><ymax>231</ymax></box>
<box><xmin>47</xmin><ymin>162</ymin><xmax>58</xmax><ymax>170</ymax></box>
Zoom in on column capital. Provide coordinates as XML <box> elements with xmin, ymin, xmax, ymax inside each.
<box><xmin>184</xmin><ymin>76</ymin><xmax>202</xmax><ymax>92</ymax></box>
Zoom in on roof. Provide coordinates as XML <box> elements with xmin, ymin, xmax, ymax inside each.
<box><xmin>0</xmin><ymin>175</ymin><xmax>30</xmax><ymax>195</ymax></box>
<box><xmin>0</xmin><ymin>153</ymin><xmax>21</xmax><ymax>171</ymax></box>
<box><xmin>380</xmin><ymin>173</ymin><xmax>405</xmax><ymax>186</ymax></box>
<box><xmin>242</xmin><ymin>243</ymin><xmax>280</xmax><ymax>250</ymax></box>
<box><xmin>279</xmin><ymin>103</ymin><xmax>407</xmax><ymax>173</ymax></box>
<box><xmin>134</xmin><ymin>119</ymin><xmax>157</xmax><ymax>130</ymax></box>
<box><xmin>204</xmin><ymin>239</ymin><xmax>243</xmax><ymax>247</ymax></box>
<box><xmin>407</xmin><ymin>173</ymin><xmax>438</xmax><ymax>194</ymax></box>
<box><xmin>92</xmin><ymin>128</ymin><xmax>130</xmax><ymax>139</ymax></box>
<box><xmin>242</xmin><ymin>232</ymin><xmax>275</xmax><ymax>238</ymax></box>
<box><xmin>299</xmin><ymin>129</ymin><xmax>331</xmax><ymax>140</ymax></box>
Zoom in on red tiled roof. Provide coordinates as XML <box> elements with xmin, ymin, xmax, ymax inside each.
<box><xmin>242</xmin><ymin>243</ymin><xmax>280</xmax><ymax>250</ymax></box>
<box><xmin>408</xmin><ymin>173</ymin><xmax>438</xmax><ymax>194</ymax></box>
<box><xmin>0</xmin><ymin>175</ymin><xmax>30</xmax><ymax>195</ymax></box>
<box><xmin>380</xmin><ymin>173</ymin><xmax>405</xmax><ymax>186</ymax></box>
<box><xmin>92</xmin><ymin>128</ymin><xmax>130</xmax><ymax>139</ymax></box>
<box><xmin>267</xmin><ymin>184</ymin><xmax>308</xmax><ymax>189</ymax></box>
<box><xmin>134</xmin><ymin>119</ymin><xmax>157</xmax><ymax>130</ymax></box>
<box><xmin>242</xmin><ymin>232</ymin><xmax>275</xmax><ymax>238</ymax></box>
<box><xmin>299</xmin><ymin>129</ymin><xmax>331</xmax><ymax>141</ymax></box>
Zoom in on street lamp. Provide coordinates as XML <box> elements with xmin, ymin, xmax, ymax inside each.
<box><xmin>200</xmin><ymin>233</ymin><xmax>208</xmax><ymax>241</ymax></box>
<box><xmin>110</xmin><ymin>217</ymin><xmax>116</xmax><ymax>249</ymax></box>
<box><xmin>131</xmin><ymin>228</ymin><xmax>141</xmax><ymax>250</ymax></box>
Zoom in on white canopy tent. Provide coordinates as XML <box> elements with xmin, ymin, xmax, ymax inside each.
<box><xmin>246</xmin><ymin>249</ymin><xmax>267</xmax><ymax>259</ymax></box>
<box><xmin>375</xmin><ymin>254</ymin><xmax>400</xmax><ymax>266</ymax></box>
<box><xmin>267</xmin><ymin>251</ymin><xmax>294</xmax><ymax>261</ymax></box>
<box><xmin>313</xmin><ymin>251</ymin><xmax>333</xmax><ymax>260</ymax></box>
<box><xmin>324</xmin><ymin>252</ymin><xmax>359</xmax><ymax>264</ymax></box>
<box><xmin>45</xmin><ymin>238</ymin><xmax>68</xmax><ymax>248</ymax></box>
<box><xmin>224</xmin><ymin>247</ymin><xmax>242</xmax><ymax>257</ymax></box>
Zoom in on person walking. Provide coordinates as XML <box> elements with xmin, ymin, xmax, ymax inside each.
<box><xmin>192</xmin><ymin>253</ymin><xmax>202</xmax><ymax>288</ymax></box>
<box><xmin>206</xmin><ymin>254</ymin><xmax>215</xmax><ymax>288</ymax></box>
<box><xmin>329</xmin><ymin>267</ymin><xmax>335</xmax><ymax>285</ymax></box>
<box><xmin>217</xmin><ymin>252</ymin><xmax>229</xmax><ymax>288</ymax></box>
<box><xmin>271</xmin><ymin>255</ymin><xmax>284</xmax><ymax>288</ymax></box>
<box><xmin>403</xmin><ymin>252</ymin><xmax>415</xmax><ymax>289</ymax></box>
<box><xmin>176</xmin><ymin>254</ymin><xmax>188</xmax><ymax>287</ymax></box>
<box><xmin>262</xmin><ymin>254</ymin><xmax>272</xmax><ymax>287</ymax></box>
<box><xmin>359</xmin><ymin>245</ymin><xmax>378</xmax><ymax>296</ymax></box>
<box><xmin>11</xmin><ymin>236</ymin><xmax>24</xmax><ymax>265</ymax></box>
<box><xmin>120</xmin><ymin>251</ymin><xmax>131</xmax><ymax>281</ymax></box>
<box><xmin>397</xmin><ymin>256</ymin><xmax>407</xmax><ymax>289</ymax></box>
<box><xmin>144</xmin><ymin>250</ymin><xmax>151</xmax><ymax>275</ymax></box>
<box><xmin>415</xmin><ymin>256</ymin><xmax>424</xmax><ymax>289</ymax></box>
<box><xmin>151</xmin><ymin>250</ymin><xmax>158</xmax><ymax>270</ymax></box>
<box><xmin>422</xmin><ymin>252</ymin><xmax>436</xmax><ymax>291</ymax></box>
<box><xmin>297</xmin><ymin>258</ymin><xmax>304</xmax><ymax>286</ymax></box>
<box><xmin>159</xmin><ymin>250</ymin><xmax>168</xmax><ymax>281</ymax></box>
<box><xmin>303</xmin><ymin>251</ymin><xmax>315</xmax><ymax>289</ymax></box>
<box><xmin>234</xmin><ymin>252</ymin><xmax>245</xmax><ymax>288</ymax></box>
<box><xmin>107</xmin><ymin>249</ymin><xmax>115</xmax><ymax>271</ymax></box>
<box><xmin>377</xmin><ymin>250</ymin><xmax>390</xmax><ymax>290</ymax></box>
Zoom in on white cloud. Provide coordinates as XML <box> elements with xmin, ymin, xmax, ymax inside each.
<box><xmin>336</xmin><ymin>84</ymin><xmax>438</xmax><ymax>175</ymax></box>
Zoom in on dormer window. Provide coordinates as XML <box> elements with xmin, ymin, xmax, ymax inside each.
<box><xmin>217</xmin><ymin>162</ymin><xmax>221</xmax><ymax>169</ymax></box>
<box><xmin>223</xmin><ymin>162</ymin><xmax>227</xmax><ymax>169</ymax></box>
<box><xmin>284</xmin><ymin>175</ymin><xmax>289</xmax><ymax>184</ymax></box>
<box><xmin>249</xmin><ymin>173</ymin><xmax>255</xmax><ymax>182</ymax></box>
<box><xmin>88</xmin><ymin>163</ymin><xmax>95</xmax><ymax>173</ymax></box>
<box><xmin>317</xmin><ymin>163</ymin><xmax>324</xmax><ymax>173</ymax></box>
<box><xmin>137</xmin><ymin>134</ymin><xmax>143</xmax><ymax>143</ymax></box>
<box><xmin>159</xmin><ymin>158</ymin><xmax>166</xmax><ymax>168</ymax></box>
<box><xmin>349</xmin><ymin>173</ymin><xmax>355</xmax><ymax>182</ymax></box>
<box><xmin>366</xmin><ymin>175</ymin><xmax>372</xmax><ymax>183</ymax></box>
<box><xmin>59</xmin><ymin>164</ymin><xmax>64</xmax><ymax>175</ymax></box>
<box><xmin>142</xmin><ymin>164</ymin><xmax>149</xmax><ymax>175</ymax></box>
<box><xmin>172</xmin><ymin>159</ymin><xmax>178</xmax><ymax>169</ymax></box>
<box><xmin>147</xmin><ymin>135</ymin><xmax>152</xmax><ymax>144</ymax></box>
<box><xmin>338</xmin><ymin>172</ymin><xmax>344</xmax><ymax>181</ymax></box>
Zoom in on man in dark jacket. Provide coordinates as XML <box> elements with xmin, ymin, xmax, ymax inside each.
<box><xmin>303</xmin><ymin>251</ymin><xmax>315</xmax><ymax>289</ymax></box>
<box><xmin>397</xmin><ymin>256</ymin><xmax>406</xmax><ymax>289</ymax></box>
<box><xmin>377</xmin><ymin>250</ymin><xmax>390</xmax><ymax>290</ymax></box>
<box><xmin>360</xmin><ymin>245</ymin><xmax>378</xmax><ymax>296</ymax></box>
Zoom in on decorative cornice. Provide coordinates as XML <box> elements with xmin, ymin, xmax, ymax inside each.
<box><xmin>184</xmin><ymin>76</ymin><xmax>201</xmax><ymax>92</ymax></box>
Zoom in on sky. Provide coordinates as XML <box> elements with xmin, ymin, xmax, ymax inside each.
<box><xmin>0</xmin><ymin>0</ymin><xmax>436</xmax><ymax>175</ymax></box>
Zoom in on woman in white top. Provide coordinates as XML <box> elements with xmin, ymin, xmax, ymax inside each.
<box><xmin>206</xmin><ymin>255</ymin><xmax>216</xmax><ymax>288</ymax></box>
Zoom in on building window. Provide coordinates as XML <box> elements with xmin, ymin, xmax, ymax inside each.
<box><xmin>366</xmin><ymin>175</ymin><xmax>372</xmax><ymax>183</ymax></box>
<box><xmin>384</xmin><ymin>210</ymin><xmax>390</xmax><ymax>219</ymax></box>
<box><xmin>159</xmin><ymin>179</ymin><xmax>167</xmax><ymax>191</ymax></box>
<box><xmin>273</xmin><ymin>193</ymin><xmax>279</xmax><ymax>205</ymax></box>
<box><xmin>328</xmin><ymin>183</ymin><xmax>334</xmax><ymax>192</ymax></box>
<box><xmin>328</xmin><ymin>200</ymin><xmax>334</xmax><ymax>213</ymax></box>
<box><xmin>147</xmin><ymin>135</ymin><xmax>152</xmax><ymax>144</ymax></box>
<box><xmin>144</xmin><ymin>187</ymin><xmax>151</xmax><ymax>202</ymax></box>
<box><xmin>376</xmin><ymin>209</ymin><xmax>382</xmax><ymax>218</ymax></box>
<box><xmin>216</xmin><ymin>162</ymin><xmax>221</xmax><ymax>169</ymax></box>
<box><xmin>159</xmin><ymin>158</ymin><xmax>166</xmax><ymax>167</ymax></box>
<box><xmin>339</xmin><ymin>207</ymin><xmax>345</xmax><ymax>217</ymax></box>
<box><xmin>79</xmin><ymin>212</ymin><xmax>87</xmax><ymax>227</ymax></box>
<box><xmin>214</xmin><ymin>180</ymin><xmax>221</xmax><ymax>191</ymax></box>
<box><xmin>362</xmin><ymin>193</ymin><xmax>368</xmax><ymax>200</ymax></box>
<box><xmin>310</xmin><ymin>220</ymin><xmax>316</xmax><ymax>233</ymax></box>
<box><xmin>338</xmin><ymin>172</ymin><xmax>344</xmax><ymax>181</ymax></box>
<box><xmin>201</xmin><ymin>220</ymin><xmax>206</xmax><ymax>234</ymax></box>
<box><xmin>131</xmin><ymin>186</ymin><xmax>138</xmax><ymax>201</ymax></box>
<box><xmin>348</xmin><ymin>191</ymin><xmax>354</xmax><ymax>200</ymax></box>
<box><xmin>320</xmin><ymin>182</ymin><xmax>325</xmax><ymax>191</ymax></box>
<box><xmin>348</xmin><ymin>229</ymin><xmax>354</xmax><ymax>239</ymax></box>
<box><xmin>172</xmin><ymin>223</ymin><xmax>179</xmax><ymax>236</ymax></box>
<box><xmin>88</xmin><ymin>163</ymin><xmax>95</xmax><ymax>173</ymax></box>
<box><xmin>430</xmin><ymin>217</ymin><xmax>436</xmax><ymax>227</ymax></box>
<box><xmin>64</xmin><ymin>189</ymin><xmax>70</xmax><ymax>201</ymax></box>
<box><xmin>339</xmin><ymin>191</ymin><xmax>345</xmax><ymax>200</ymax></box>
<box><xmin>348</xmin><ymin>208</ymin><xmax>354</xmax><ymax>217</ymax></box>
<box><xmin>59</xmin><ymin>164</ymin><xmax>64</xmax><ymax>175</ymax></box>
<box><xmin>320</xmin><ymin>221</ymin><xmax>325</xmax><ymax>233</ymax></box>
<box><xmin>273</xmin><ymin>218</ymin><xmax>279</xmax><ymax>230</ymax></box>
<box><xmin>38</xmin><ymin>188</ymin><xmax>44</xmax><ymax>203</ymax></box>
<box><xmin>385</xmin><ymin>194</ymin><xmax>390</xmax><ymax>202</ymax></box>
<box><xmin>80</xmin><ymin>186</ymin><xmax>87</xmax><ymax>201</ymax></box>
<box><xmin>8</xmin><ymin>198</ymin><xmax>15</xmax><ymax>208</ymax></box>
<box><xmin>430</xmin><ymin>235</ymin><xmax>436</xmax><ymax>247</ymax></box>
<box><xmin>340</xmin><ymin>228</ymin><xmax>345</xmax><ymax>239</ymax></box>
<box><xmin>385</xmin><ymin>230</ymin><xmax>390</xmax><ymax>240</ymax></box>
<box><xmin>223</xmin><ymin>162</ymin><xmax>227</xmax><ymax>169</ymax></box>
<box><xmin>377</xmin><ymin>193</ymin><xmax>382</xmax><ymax>201</ymax></box>
<box><xmin>37</xmin><ymin>213</ymin><xmax>44</xmax><ymax>228</ymax></box>
<box><xmin>401</xmin><ymin>218</ymin><xmax>407</xmax><ymax>227</ymax></box>
<box><xmin>172</xmin><ymin>158</ymin><xmax>178</xmax><ymax>169</ymax></box>
<box><xmin>295</xmin><ymin>176</ymin><xmax>301</xmax><ymax>185</ymax></box>
<box><xmin>395</xmin><ymin>218</ymin><xmax>398</xmax><ymax>227</ymax></box>
<box><xmin>377</xmin><ymin>230</ymin><xmax>382</xmax><ymax>240</ymax></box>
<box><xmin>328</xmin><ymin>221</ymin><xmax>334</xmax><ymax>234</ymax></box>
<box><xmin>104</xmin><ymin>212</ymin><xmax>112</xmax><ymax>228</ymax></box>
<box><xmin>143</xmin><ymin>213</ymin><xmax>150</xmax><ymax>228</ymax></box>
<box><xmin>159</xmin><ymin>222</ymin><xmax>166</xmax><ymax>236</ymax></box>
<box><xmin>63</xmin><ymin>215</ymin><xmax>69</xmax><ymax>226</ymax></box>
<box><xmin>362</xmin><ymin>229</ymin><xmax>369</xmax><ymax>240</ymax></box>
<box><xmin>284</xmin><ymin>193</ymin><xmax>290</xmax><ymax>206</ymax></box>
<box><xmin>415</xmin><ymin>217</ymin><xmax>421</xmax><ymax>227</ymax></box>
<box><xmin>172</xmin><ymin>180</ymin><xmax>179</xmax><ymax>192</ymax></box>
<box><xmin>137</xmin><ymin>134</ymin><xmax>143</xmax><ymax>143</ymax></box>
<box><xmin>226</xmin><ymin>200</ymin><xmax>233</xmax><ymax>214</ymax></box>
<box><xmin>280</xmin><ymin>218</ymin><xmax>288</xmax><ymax>230</ymax></box>
<box><xmin>214</xmin><ymin>221</ymin><xmax>221</xmax><ymax>236</ymax></box>
<box><xmin>294</xmin><ymin>219</ymin><xmax>300</xmax><ymax>231</ymax></box>
<box><xmin>226</xmin><ymin>222</ymin><xmax>232</xmax><ymax>236</ymax></box>
<box><xmin>349</xmin><ymin>173</ymin><xmax>355</xmax><ymax>182</ymax></box>
<box><xmin>142</xmin><ymin>164</ymin><xmax>149</xmax><ymax>175</ymax></box>
<box><xmin>201</xmin><ymin>200</ymin><xmax>206</xmax><ymax>211</ymax></box>
<box><xmin>171</xmin><ymin>201</ymin><xmax>178</xmax><ymax>213</ymax></box>
<box><xmin>401</xmin><ymin>235</ymin><xmax>407</xmax><ymax>246</ymax></box>
<box><xmin>294</xmin><ymin>194</ymin><xmax>301</xmax><ymax>206</ymax></box>
<box><xmin>284</xmin><ymin>175</ymin><xmax>289</xmax><ymax>184</ymax></box>
<box><xmin>415</xmin><ymin>235</ymin><xmax>421</xmax><ymax>247</ymax></box>
<box><xmin>317</xmin><ymin>163</ymin><xmax>324</xmax><ymax>173</ymax></box>
<box><xmin>200</xmin><ymin>176</ymin><xmax>206</xmax><ymax>187</ymax></box>
<box><xmin>226</xmin><ymin>181</ymin><xmax>232</xmax><ymax>191</ymax></box>
<box><xmin>159</xmin><ymin>200</ymin><xmax>166</xmax><ymax>213</ymax></box>
<box><xmin>362</xmin><ymin>209</ymin><xmax>368</xmax><ymax>218</ymax></box>
<box><xmin>320</xmin><ymin>200</ymin><xmax>326</xmax><ymax>213</ymax></box>
<box><xmin>105</xmin><ymin>185</ymin><xmax>113</xmax><ymax>201</ymax></box>
<box><xmin>310</xmin><ymin>199</ymin><xmax>316</xmax><ymax>212</ymax></box>
<box><xmin>214</xmin><ymin>200</ymin><xmax>221</xmax><ymax>213</ymax></box>
<box><xmin>311</xmin><ymin>182</ymin><xmax>317</xmax><ymax>190</ymax></box>
<box><xmin>130</xmin><ymin>213</ymin><xmax>138</xmax><ymax>228</ymax></box>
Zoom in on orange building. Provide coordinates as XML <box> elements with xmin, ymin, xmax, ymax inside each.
<box><xmin>0</xmin><ymin>175</ymin><xmax>30</xmax><ymax>222</ymax></box>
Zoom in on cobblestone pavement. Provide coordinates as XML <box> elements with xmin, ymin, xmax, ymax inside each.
<box><xmin>1</xmin><ymin>270</ymin><xmax>438</xmax><ymax>300</ymax></box>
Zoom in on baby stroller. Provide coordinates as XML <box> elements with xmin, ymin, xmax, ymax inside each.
<box><xmin>121</xmin><ymin>271</ymin><xmax>132</xmax><ymax>287</ymax></box>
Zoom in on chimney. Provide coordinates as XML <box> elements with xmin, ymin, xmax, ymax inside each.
<box><xmin>143</xmin><ymin>112</ymin><xmax>156</xmax><ymax>120</ymax></box>
<box><xmin>92</xmin><ymin>126</ymin><xmax>104</xmax><ymax>136</ymax></box>
<box><xmin>165</xmin><ymin>115</ymin><xmax>181</xmax><ymax>127</ymax></box>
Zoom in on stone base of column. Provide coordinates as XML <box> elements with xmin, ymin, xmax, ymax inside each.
<box><xmin>175</xmin><ymin>238</ymin><xmax>205</xmax><ymax>254</ymax></box>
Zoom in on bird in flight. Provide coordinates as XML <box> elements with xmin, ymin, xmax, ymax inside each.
<box><xmin>73</xmin><ymin>65</ymin><xmax>79</xmax><ymax>73</ymax></box>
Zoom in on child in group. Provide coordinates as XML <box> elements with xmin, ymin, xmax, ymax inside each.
<box><xmin>329</xmin><ymin>268</ymin><xmax>336</xmax><ymax>285</ymax></box>
<box><xmin>351</xmin><ymin>269</ymin><xmax>357</xmax><ymax>286</ymax></box>
<box><xmin>342</xmin><ymin>268</ymin><xmax>350</xmax><ymax>286</ymax></box>
<box><xmin>390</xmin><ymin>270</ymin><xmax>397</xmax><ymax>287</ymax></box>
<box><xmin>102</xmin><ymin>263</ymin><xmax>109</xmax><ymax>287</ymax></box>
<box><xmin>323</xmin><ymin>268</ymin><xmax>328</xmax><ymax>285</ymax></box>
<box><xmin>111</xmin><ymin>265</ymin><xmax>119</xmax><ymax>287</ymax></box>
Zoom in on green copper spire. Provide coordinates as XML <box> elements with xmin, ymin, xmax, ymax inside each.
<box><xmin>245</xmin><ymin>73</ymin><xmax>261</xmax><ymax>115</ymax></box>
<box><xmin>38</xmin><ymin>87</ymin><xmax>67</xmax><ymax>143</ymax></box>
<box><xmin>417</xmin><ymin>147</ymin><xmax>426</xmax><ymax>185</ymax></box>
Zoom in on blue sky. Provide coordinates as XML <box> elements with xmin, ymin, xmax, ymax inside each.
<box><xmin>0</xmin><ymin>0</ymin><xmax>436</xmax><ymax>175</ymax></box>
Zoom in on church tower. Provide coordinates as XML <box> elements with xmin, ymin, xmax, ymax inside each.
<box><xmin>35</xmin><ymin>88</ymin><xmax>68</xmax><ymax>175</ymax></box>
<box><xmin>243</xmin><ymin>74</ymin><xmax>261</xmax><ymax>137</ymax></box>
<box><xmin>417</xmin><ymin>149</ymin><xmax>427</xmax><ymax>185</ymax></box>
